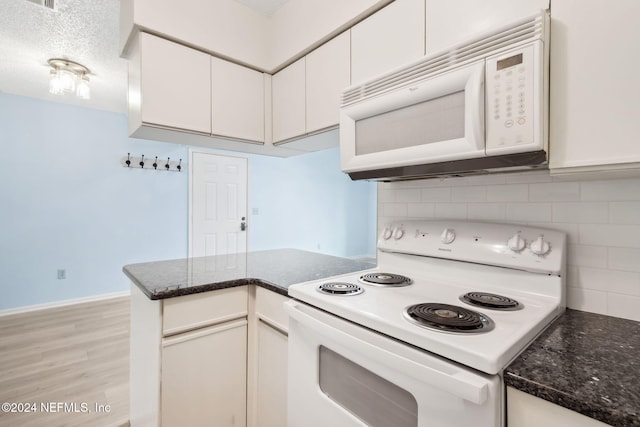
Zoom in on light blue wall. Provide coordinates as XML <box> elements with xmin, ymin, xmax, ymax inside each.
<box><xmin>249</xmin><ymin>147</ymin><xmax>377</xmax><ymax>257</ymax></box>
<box><xmin>0</xmin><ymin>93</ymin><xmax>376</xmax><ymax>310</ymax></box>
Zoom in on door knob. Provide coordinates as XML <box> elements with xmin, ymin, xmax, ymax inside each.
<box><xmin>241</xmin><ymin>217</ymin><xmax>247</xmax><ymax>231</ymax></box>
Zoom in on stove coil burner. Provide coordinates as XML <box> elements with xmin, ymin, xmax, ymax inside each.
<box><xmin>404</xmin><ymin>303</ymin><xmax>494</xmax><ymax>333</ymax></box>
<box><xmin>460</xmin><ymin>292</ymin><xmax>522</xmax><ymax>311</ymax></box>
<box><xmin>360</xmin><ymin>273</ymin><xmax>412</xmax><ymax>287</ymax></box>
<box><xmin>317</xmin><ymin>282</ymin><xmax>364</xmax><ymax>296</ymax></box>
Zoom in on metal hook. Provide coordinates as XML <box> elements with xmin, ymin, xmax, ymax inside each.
<box><xmin>153</xmin><ymin>156</ymin><xmax>158</xmax><ymax>170</ymax></box>
<box><xmin>126</xmin><ymin>153</ymin><xmax>131</xmax><ymax>167</ymax></box>
<box><xmin>177</xmin><ymin>159</ymin><xmax>182</xmax><ymax>172</ymax></box>
<box><xmin>165</xmin><ymin>157</ymin><xmax>170</xmax><ymax>170</ymax></box>
<box><xmin>139</xmin><ymin>154</ymin><xmax>144</xmax><ymax>168</ymax></box>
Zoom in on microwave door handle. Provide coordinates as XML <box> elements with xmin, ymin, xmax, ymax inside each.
<box><xmin>285</xmin><ymin>300</ymin><xmax>489</xmax><ymax>405</ymax></box>
<box><xmin>465</xmin><ymin>64</ymin><xmax>486</xmax><ymax>151</ymax></box>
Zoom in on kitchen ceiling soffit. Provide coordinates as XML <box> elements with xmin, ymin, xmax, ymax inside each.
<box><xmin>234</xmin><ymin>0</ymin><xmax>289</xmax><ymax>16</ymax></box>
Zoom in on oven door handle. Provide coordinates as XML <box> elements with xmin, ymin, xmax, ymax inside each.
<box><xmin>285</xmin><ymin>300</ymin><xmax>489</xmax><ymax>405</ymax></box>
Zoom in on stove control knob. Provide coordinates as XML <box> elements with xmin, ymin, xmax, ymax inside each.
<box><xmin>530</xmin><ymin>235</ymin><xmax>551</xmax><ymax>256</ymax></box>
<box><xmin>440</xmin><ymin>228</ymin><xmax>456</xmax><ymax>244</ymax></box>
<box><xmin>507</xmin><ymin>233</ymin><xmax>526</xmax><ymax>252</ymax></box>
<box><xmin>382</xmin><ymin>227</ymin><xmax>393</xmax><ymax>240</ymax></box>
<box><xmin>393</xmin><ymin>227</ymin><xmax>405</xmax><ymax>240</ymax></box>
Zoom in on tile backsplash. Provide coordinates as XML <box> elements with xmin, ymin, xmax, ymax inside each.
<box><xmin>378</xmin><ymin>171</ymin><xmax>640</xmax><ymax>321</ymax></box>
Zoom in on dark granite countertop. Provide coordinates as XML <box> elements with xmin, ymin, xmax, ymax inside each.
<box><xmin>123</xmin><ymin>248</ymin><xmax>376</xmax><ymax>299</ymax></box>
<box><xmin>505</xmin><ymin>309</ymin><xmax>640</xmax><ymax>426</ymax></box>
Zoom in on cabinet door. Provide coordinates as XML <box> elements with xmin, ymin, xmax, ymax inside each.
<box><xmin>211</xmin><ymin>56</ymin><xmax>265</xmax><ymax>142</ymax></box>
<box><xmin>425</xmin><ymin>0</ymin><xmax>549</xmax><ymax>53</ymax></box>
<box><xmin>256</xmin><ymin>320</ymin><xmax>288</xmax><ymax>427</ymax></box>
<box><xmin>549</xmin><ymin>0</ymin><xmax>640</xmax><ymax>172</ymax></box>
<box><xmin>161</xmin><ymin>319</ymin><xmax>247</xmax><ymax>427</ymax></box>
<box><xmin>351</xmin><ymin>0</ymin><xmax>425</xmax><ymax>84</ymax></box>
<box><xmin>140</xmin><ymin>33</ymin><xmax>211</xmax><ymax>134</ymax></box>
<box><xmin>306</xmin><ymin>31</ymin><xmax>351</xmax><ymax>133</ymax></box>
<box><xmin>507</xmin><ymin>387</ymin><xmax>610</xmax><ymax>427</ymax></box>
<box><xmin>272</xmin><ymin>58</ymin><xmax>306</xmax><ymax>143</ymax></box>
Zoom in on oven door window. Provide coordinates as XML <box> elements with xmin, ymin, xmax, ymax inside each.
<box><xmin>319</xmin><ymin>346</ymin><xmax>418</xmax><ymax>427</ymax></box>
<box><xmin>355</xmin><ymin>90</ymin><xmax>465</xmax><ymax>156</ymax></box>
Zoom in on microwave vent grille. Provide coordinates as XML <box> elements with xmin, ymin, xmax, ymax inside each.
<box><xmin>342</xmin><ymin>12</ymin><xmax>546</xmax><ymax>107</ymax></box>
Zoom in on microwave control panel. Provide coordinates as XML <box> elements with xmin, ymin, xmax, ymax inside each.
<box><xmin>485</xmin><ymin>43</ymin><xmax>541</xmax><ymax>153</ymax></box>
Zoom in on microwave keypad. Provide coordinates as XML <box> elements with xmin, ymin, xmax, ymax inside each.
<box><xmin>486</xmin><ymin>45</ymin><xmax>537</xmax><ymax>151</ymax></box>
<box><xmin>493</xmin><ymin>70</ymin><xmax>525</xmax><ymax>124</ymax></box>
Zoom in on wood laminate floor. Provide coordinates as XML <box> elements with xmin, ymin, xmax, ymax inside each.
<box><xmin>0</xmin><ymin>296</ymin><xmax>130</xmax><ymax>427</ymax></box>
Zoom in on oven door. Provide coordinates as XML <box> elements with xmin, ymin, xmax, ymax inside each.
<box><xmin>340</xmin><ymin>61</ymin><xmax>485</xmax><ymax>174</ymax></box>
<box><xmin>284</xmin><ymin>300</ymin><xmax>502</xmax><ymax>427</ymax></box>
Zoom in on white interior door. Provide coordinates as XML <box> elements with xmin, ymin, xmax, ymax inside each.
<box><xmin>190</xmin><ymin>152</ymin><xmax>248</xmax><ymax>257</ymax></box>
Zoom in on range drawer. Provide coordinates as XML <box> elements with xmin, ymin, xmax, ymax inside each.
<box><xmin>162</xmin><ymin>286</ymin><xmax>248</xmax><ymax>336</ymax></box>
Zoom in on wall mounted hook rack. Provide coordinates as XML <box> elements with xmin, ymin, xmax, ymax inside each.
<box><xmin>121</xmin><ymin>153</ymin><xmax>185</xmax><ymax>172</ymax></box>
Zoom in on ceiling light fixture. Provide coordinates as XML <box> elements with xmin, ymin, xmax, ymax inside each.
<box><xmin>48</xmin><ymin>58</ymin><xmax>91</xmax><ymax>100</ymax></box>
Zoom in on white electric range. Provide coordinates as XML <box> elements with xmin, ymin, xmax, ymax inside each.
<box><xmin>285</xmin><ymin>220</ymin><xmax>566</xmax><ymax>427</ymax></box>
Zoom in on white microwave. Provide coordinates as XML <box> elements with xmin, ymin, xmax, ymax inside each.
<box><xmin>340</xmin><ymin>11</ymin><xmax>549</xmax><ymax>181</ymax></box>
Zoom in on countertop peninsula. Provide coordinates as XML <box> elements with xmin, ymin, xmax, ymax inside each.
<box><xmin>123</xmin><ymin>248</ymin><xmax>376</xmax><ymax>299</ymax></box>
<box><xmin>505</xmin><ymin>309</ymin><xmax>640</xmax><ymax>427</ymax></box>
<box><xmin>124</xmin><ymin>251</ymin><xmax>640</xmax><ymax>426</ymax></box>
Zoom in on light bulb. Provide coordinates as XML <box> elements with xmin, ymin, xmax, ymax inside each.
<box><xmin>60</xmin><ymin>69</ymin><xmax>76</xmax><ymax>92</ymax></box>
<box><xmin>49</xmin><ymin>69</ymin><xmax>64</xmax><ymax>95</ymax></box>
<box><xmin>76</xmin><ymin>75</ymin><xmax>90</xmax><ymax>100</ymax></box>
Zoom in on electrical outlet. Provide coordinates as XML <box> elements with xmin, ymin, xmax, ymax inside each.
<box><xmin>57</xmin><ymin>269</ymin><xmax>66</xmax><ymax>280</ymax></box>
<box><xmin>252</xmin><ymin>208</ymin><xmax>260</xmax><ymax>215</ymax></box>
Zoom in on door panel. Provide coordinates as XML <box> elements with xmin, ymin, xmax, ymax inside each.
<box><xmin>191</xmin><ymin>152</ymin><xmax>248</xmax><ymax>257</ymax></box>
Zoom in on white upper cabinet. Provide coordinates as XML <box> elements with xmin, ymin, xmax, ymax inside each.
<box><xmin>272</xmin><ymin>58</ymin><xmax>306</xmax><ymax>143</ymax></box>
<box><xmin>351</xmin><ymin>0</ymin><xmax>425</xmax><ymax>84</ymax></box>
<box><xmin>211</xmin><ymin>57</ymin><xmax>265</xmax><ymax>143</ymax></box>
<box><xmin>272</xmin><ymin>31</ymin><xmax>351</xmax><ymax>143</ymax></box>
<box><xmin>549</xmin><ymin>0</ymin><xmax>640</xmax><ymax>173</ymax></box>
<box><xmin>128</xmin><ymin>33</ymin><xmax>276</xmax><ymax>151</ymax></box>
<box><xmin>305</xmin><ymin>31</ymin><xmax>351</xmax><ymax>133</ymax></box>
<box><xmin>425</xmin><ymin>0</ymin><xmax>549</xmax><ymax>54</ymax></box>
<box><xmin>136</xmin><ymin>33</ymin><xmax>211</xmax><ymax>134</ymax></box>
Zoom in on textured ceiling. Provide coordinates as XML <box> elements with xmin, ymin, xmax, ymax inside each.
<box><xmin>0</xmin><ymin>0</ymin><xmax>289</xmax><ymax>114</ymax></box>
<box><xmin>0</xmin><ymin>0</ymin><xmax>127</xmax><ymax>113</ymax></box>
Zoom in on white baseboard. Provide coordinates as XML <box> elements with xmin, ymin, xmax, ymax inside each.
<box><xmin>0</xmin><ymin>290</ymin><xmax>131</xmax><ymax>317</ymax></box>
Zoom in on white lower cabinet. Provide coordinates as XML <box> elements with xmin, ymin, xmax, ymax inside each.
<box><xmin>507</xmin><ymin>387</ymin><xmax>611</xmax><ymax>427</ymax></box>
<box><xmin>131</xmin><ymin>284</ymin><xmax>290</xmax><ymax>427</ymax></box>
<box><xmin>130</xmin><ymin>285</ymin><xmax>249</xmax><ymax>427</ymax></box>
<box><xmin>254</xmin><ymin>320</ymin><xmax>288</xmax><ymax>427</ymax></box>
<box><xmin>161</xmin><ymin>320</ymin><xmax>248</xmax><ymax>427</ymax></box>
<box><xmin>248</xmin><ymin>286</ymin><xmax>290</xmax><ymax>427</ymax></box>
